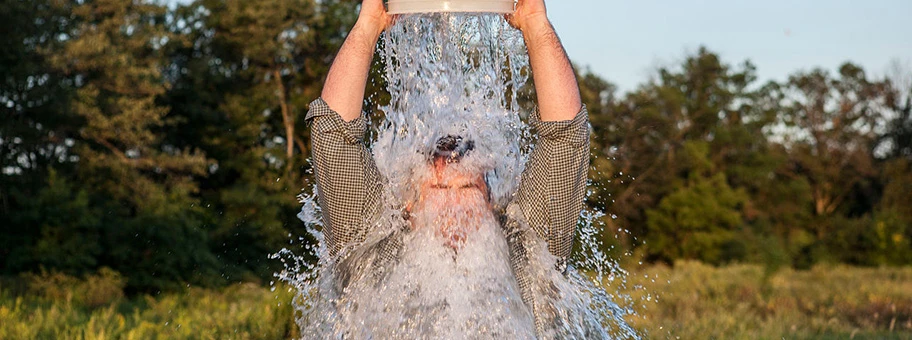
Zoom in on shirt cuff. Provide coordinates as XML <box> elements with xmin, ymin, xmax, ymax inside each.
<box><xmin>528</xmin><ymin>105</ymin><xmax>590</xmax><ymax>146</ymax></box>
<box><xmin>306</xmin><ymin>98</ymin><xmax>367</xmax><ymax>144</ymax></box>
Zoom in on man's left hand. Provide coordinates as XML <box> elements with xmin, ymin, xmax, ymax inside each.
<box><xmin>506</xmin><ymin>0</ymin><xmax>549</xmax><ymax>32</ymax></box>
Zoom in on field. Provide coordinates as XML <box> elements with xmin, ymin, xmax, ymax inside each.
<box><xmin>0</xmin><ymin>269</ymin><xmax>297</xmax><ymax>340</ymax></box>
<box><xmin>623</xmin><ymin>261</ymin><xmax>912</xmax><ymax>339</ymax></box>
<box><xmin>2</xmin><ymin>263</ymin><xmax>911</xmax><ymax>339</ymax></box>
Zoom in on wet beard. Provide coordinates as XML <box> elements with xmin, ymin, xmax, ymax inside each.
<box><xmin>339</xmin><ymin>188</ymin><xmax>534</xmax><ymax>339</ymax></box>
<box><xmin>409</xmin><ymin>186</ymin><xmax>497</xmax><ymax>250</ymax></box>
<box><xmin>333</xmin><ymin>174</ymin><xmax>535</xmax><ymax>338</ymax></box>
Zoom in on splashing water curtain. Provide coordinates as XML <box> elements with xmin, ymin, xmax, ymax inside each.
<box><xmin>274</xmin><ymin>2</ymin><xmax>643</xmax><ymax>339</ymax></box>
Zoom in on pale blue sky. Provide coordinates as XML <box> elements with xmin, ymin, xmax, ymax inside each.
<box><xmin>168</xmin><ymin>0</ymin><xmax>912</xmax><ymax>92</ymax></box>
<box><xmin>547</xmin><ymin>0</ymin><xmax>912</xmax><ymax>91</ymax></box>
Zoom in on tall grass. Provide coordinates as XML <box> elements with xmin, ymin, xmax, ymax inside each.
<box><xmin>622</xmin><ymin>261</ymin><xmax>912</xmax><ymax>339</ymax></box>
<box><xmin>2</xmin><ymin>264</ymin><xmax>910</xmax><ymax>339</ymax></box>
<box><xmin>0</xmin><ymin>270</ymin><xmax>296</xmax><ymax>340</ymax></box>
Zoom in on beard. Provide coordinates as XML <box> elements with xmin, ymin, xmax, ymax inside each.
<box><xmin>336</xmin><ymin>184</ymin><xmax>534</xmax><ymax>339</ymax></box>
<box><xmin>409</xmin><ymin>185</ymin><xmax>497</xmax><ymax>249</ymax></box>
<box><xmin>327</xmin><ymin>164</ymin><xmax>535</xmax><ymax>338</ymax></box>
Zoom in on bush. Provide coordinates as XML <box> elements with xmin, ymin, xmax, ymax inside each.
<box><xmin>645</xmin><ymin>171</ymin><xmax>748</xmax><ymax>265</ymax></box>
<box><xmin>827</xmin><ymin>211</ymin><xmax>912</xmax><ymax>266</ymax></box>
<box><xmin>3</xmin><ymin>170</ymin><xmax>103</xmax><ymax>275</ymax></box>
<box><xmin>23</xmin><ymin>267</ymin><xmax>125</xmax><ymax>309</ymax></box>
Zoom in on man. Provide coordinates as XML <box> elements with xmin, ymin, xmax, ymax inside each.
<box><xmin>307</xmin><ymin>0</ymin><xmax>589</xmax><ymax>335</ymax></box>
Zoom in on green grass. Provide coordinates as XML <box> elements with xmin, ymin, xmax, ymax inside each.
<box><xmin>2</xmin><ymin>263</ymin><xmax>911</xmax><ymax>339</ymax></box>
<box><xmin>621</xmin><ymin>261</ymin><xmax>912</xmax><ymax>339</ymax></box>
<box><xmin>0</xmin><ymin>270</ymin><xmax>296</xmax><ymax>340</ymax></box>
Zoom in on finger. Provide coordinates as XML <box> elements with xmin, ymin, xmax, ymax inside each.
<box><xmin>389</xmin><ymin>14</ymin><xmax>401</xmax><ymax>27</ymax></box>
<box><xmin>503</xmin><ymin>15</ymin><xmax>517</xmax><ymax>29</ymax></box>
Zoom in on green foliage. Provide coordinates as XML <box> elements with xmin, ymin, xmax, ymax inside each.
<box><xmin>105</xmin><ymin>210</ymin><xmax>223</xmax><ymax>292</ymax></box>
<box><xmin>3</xmin><ymin>170</ymin><xmax>103</xmax><ymax>274</ymax></box>
<box><xmin>645</xmin><ymin>142</ymin><xmax>749</xmax><ymax>264</ymax></box>
<box><xmin>581</xmin><ymin>46</ymin><xmax>909</xmax><ymax>269</ymax></box>
<box><xmin>159</xmin><ymin>0</ymin><xmax>360</xmax><ymax>282</ymax></box>
<box><xmin>0</xmin><ymin>0</ymin><xmax>80</xmax><ymax>271</ymax></box>
<box><xmin>1</xmin><ymin>0</ymin><xmax>359</xmax><ymax>292</ymax></box>
<box><xmin>827</xmin><ymin>212</ymin><xmax>912</xmax><ymax>266</ymax></box>
<box><xmin>880</xmin><ymin>158</ymin><xmax>912</xmax><ymax>223</ymax></box>
<box><xmin>24</xmin><ymin>268</ymin><xmax>126</xmax><ymax>309</ymax></box>
<box><xmin>771</xmin><ymin>64</ymin><xmax>887</xmax><ymax>220</ymax></box>
<box><xmin>1</xmin><ymin>0</ymin><xmax>911</xmax><ymax>294</ymax></box>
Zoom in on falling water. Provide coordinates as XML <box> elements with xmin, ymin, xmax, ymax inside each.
<box><xmin>274</xmin><ymin>13</ymin><xmax>640</xmax><ymax>339</ymax></box>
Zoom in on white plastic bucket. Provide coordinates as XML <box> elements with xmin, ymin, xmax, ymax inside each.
<box><xmin>388</xmin><ymin>0</ymin><xmax>515</xmax><ymax>14</ymax></box>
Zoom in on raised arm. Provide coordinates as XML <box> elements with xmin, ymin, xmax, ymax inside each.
<box><xmin>508</xmin><ymin>0</ymin><xmax>582</xmax><ymax>121</ymax></box>
<box><xmin>321</xmin><ymin>0</ymin><xmax>391</xmax><ymax>122</ymax></box>
<box><xmin>508</xmin><ymin>0</ymin><xmax>589</xmax><ymax>261</ymax></box>
<box><xmin>308</xmin><ymin>0</ymin><xmax>391</xmax><ymax>257</ymax></box>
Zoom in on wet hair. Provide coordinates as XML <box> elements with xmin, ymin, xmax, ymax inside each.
<box><xmin>400</xmin><ymin>135</ymin><xmax>493</xmax><ymax>218</ymax></box>
<box><xmin>431</xmin><ymin>135</ymin><xmax>475</xmax><ymax>163</ymax></box>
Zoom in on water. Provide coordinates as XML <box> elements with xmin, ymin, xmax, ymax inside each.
<box><xmin>274</xmin><ymin>13</ymin><xmax>640</xmax><ymax>339</ymax></box>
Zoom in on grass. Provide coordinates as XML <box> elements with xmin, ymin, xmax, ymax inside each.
<box><xmin>2</xmin><ymin>263</ymin><xmax>911</xmax><ymax>339</ymax></box>
<box><xmin>0</xmin><ymin>270</ymin><xmax>296</xmax><ymax>340</ymax></box>
<box><xmin>620</xmin><ymin>261</ymin><xmax>912</xmax><ymax>339</ymax></box>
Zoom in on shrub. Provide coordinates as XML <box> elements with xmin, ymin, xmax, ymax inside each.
<box><xmin>23</xmin><ymin>267</ymin><xmax>125</xmax><ymax>308</ymax></box>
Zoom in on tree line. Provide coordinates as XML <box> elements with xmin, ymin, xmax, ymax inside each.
<box><xmin>1</xmin><ymin>0</ymin><xmax>910</xmax><ymax>292</ymax></box>
<box><xmin>582</xmin><ymin>52</ymin><xmax>912</xmax><ymax>270</ymax></box>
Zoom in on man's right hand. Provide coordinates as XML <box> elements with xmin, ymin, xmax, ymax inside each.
<box><xmin>358</xmin><ymin>0</ymin><xmax>393</xmax><ymax>37</ymax></box>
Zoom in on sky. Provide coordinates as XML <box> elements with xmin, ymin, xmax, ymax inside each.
<box><xmin>546</xmin><ymin>0</ymin><xmax>912</xmax><ymax>91</ymax></box>
<box><xmin>168</xmin><ymin>0</ymin><xmax>912</xmax><ymax>92</ymax></box>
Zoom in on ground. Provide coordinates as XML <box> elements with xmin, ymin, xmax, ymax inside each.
<box><xmin>2</xmin><ymin>262</ymin><xmax>910</xmax><ymax>339</ymax></box>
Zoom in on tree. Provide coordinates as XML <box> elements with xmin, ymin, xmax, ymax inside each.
<box><xmin>4</xmin><ymin>170</ymin><xmax>103</xmax><ymax>274</ymax></box>
<box><xmin>0</xmin><ymin>0</ymin><xmax>77</xmax><ymax>270</ymax></box>
<box><xmin>874</xmin><ymin>61</ymin><xmax>912</xmax><ymax>238</ymax></box>
<box><xmin>44</xmin><ymin>0</ymin><xmax>219</xmax><ymax>290</ymax></box>
<box><xmin>592</xmin><ymin>48</ymin><xmax>767</xmax><ymax>249</ymax></box>
<box><xmin>160</xmin><ymin>0</ymin><xmax>360</xmax><ymax>279</ymax></box>
<box><xmin>879</xmin><ymin>59</ymin><xmax>912</xmax><ymax>160</ymax></box>
<box><xmin>771</xmin><ymin>64</ymin><xmax>892</xmax><ymax>234</ymax></box>
<box><xmin>644</xmin><ymin>141</ymin><xmax>748</xmax><ymax>264</ymax></box>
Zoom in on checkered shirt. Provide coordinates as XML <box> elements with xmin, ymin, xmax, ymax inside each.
<box><xmin>306</xmin><ymin>98</ymin><xmax>590</xmax><ymax>334</ymax></box>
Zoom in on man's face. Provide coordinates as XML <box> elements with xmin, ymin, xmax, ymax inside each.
<box><xmin>408</xmin><ymin>157</ymin><xmax>494</xmax><ymax>249</ymax></box>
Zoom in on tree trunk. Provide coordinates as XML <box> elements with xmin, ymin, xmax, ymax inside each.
<box><xmin>274</xmin><ymin>68</ymin><xmax>295</xmax><ymax>171</ymax></box>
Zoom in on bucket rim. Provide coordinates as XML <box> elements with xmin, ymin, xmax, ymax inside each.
<box><xmin>387</xmin><ymin>0</ymin><xmax>516</xmax><ymax>15</ymax></box>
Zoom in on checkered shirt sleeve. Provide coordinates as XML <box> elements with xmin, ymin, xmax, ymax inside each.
<box><xmin>306</xmin><ymin>98</ymin><xmax>384</xmax><ymax>258</ymax></box>
<box><xmin>513</xmin><ymin>105</ymin><xmax>591</xmax><ymax>261</ymax></box>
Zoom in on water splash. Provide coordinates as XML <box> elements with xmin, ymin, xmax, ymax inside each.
<box><xmin>374</xmin><ymin>13</ymin><xmax>530</xmax><ymax>210</ymax></box>
<box><xmin>275</xmin><ymin>13</ymin><xmax>640</xmax><ymax>339</ymax></box>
